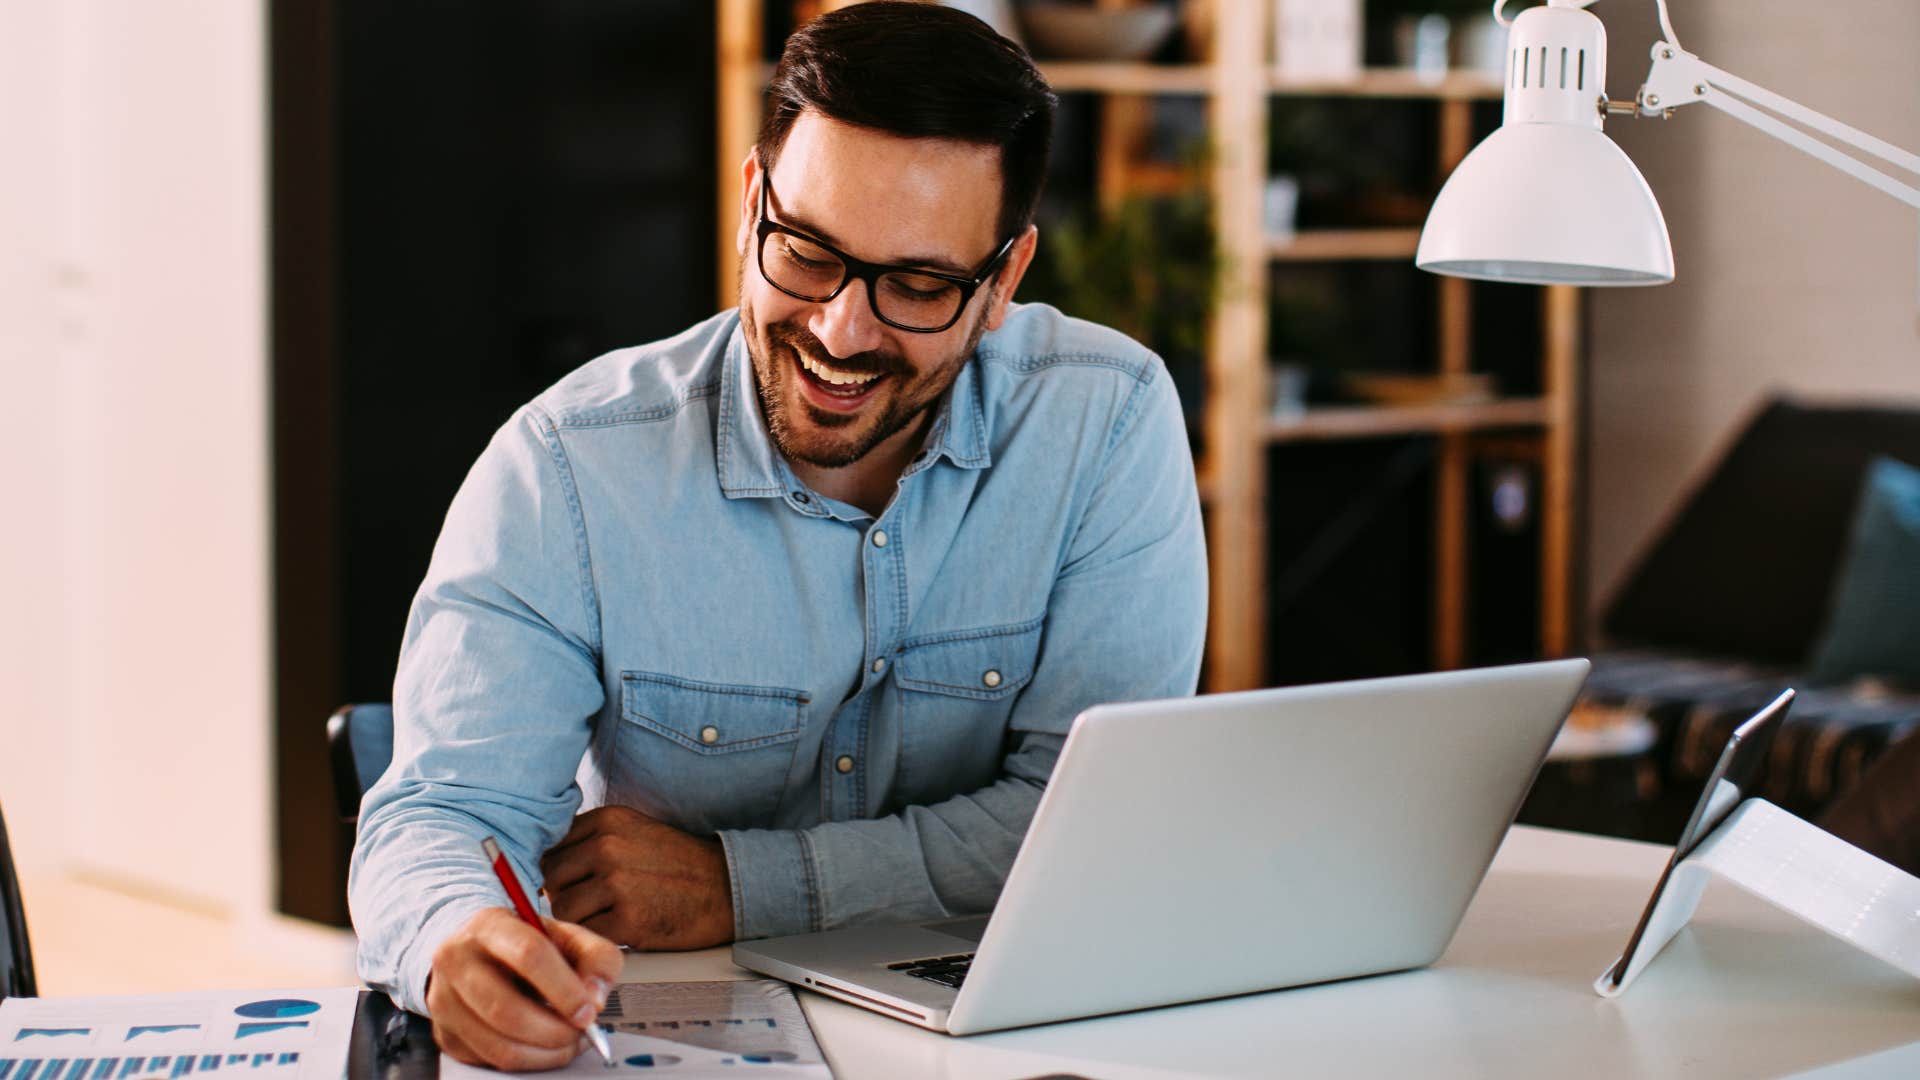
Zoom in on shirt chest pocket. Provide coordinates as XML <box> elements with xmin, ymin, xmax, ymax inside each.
<box><xmin>893</xmin><ymin>619</ymin><xmax>1043</xmax><ymax>795</ymax></box>
<box><xmin>614</xmin><ymin>671</ymin><xmax>810</xmax><ymax>834</ymax></box>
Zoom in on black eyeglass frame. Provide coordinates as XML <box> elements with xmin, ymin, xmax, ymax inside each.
<box><xmin>755</xmin><ymin>174</ymin><xmax>1018</xmax><ymax>334</ymax></box>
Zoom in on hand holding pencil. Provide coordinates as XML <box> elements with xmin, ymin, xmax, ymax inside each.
<box><xmin>483</xmin><ymin>837</ymin><xmax>618</xmax><ymax>1066</ymax></box>
<box><xmin>422</xmin><ymin>839</ymin><xmax>624</xmax><ymax>1072</ymax></box>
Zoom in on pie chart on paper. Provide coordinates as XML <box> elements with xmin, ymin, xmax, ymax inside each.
<box><xmin>233</xmin><ymin>1000</ymin><xmax>322</xmax><ymax>1020</ymax></box>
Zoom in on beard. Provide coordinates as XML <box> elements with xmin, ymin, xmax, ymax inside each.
<box><xmin>739</xmin><ymin>290</ymin><xmax>994</xmax><ymax>470</ymax></box>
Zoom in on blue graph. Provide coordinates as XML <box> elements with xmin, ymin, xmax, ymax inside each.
<box><xmin>12</xmin><ymin>1033</ymin><xmax>88</xmax><ymax>1043</ymax></box>
<box><xmin>0</xmin><ymin>1054</ymin><xmax>302</xmax><ymax>1080</ymax></box>
<box><xmin>231</xmin><ymin>1025</ymin><xmax>305</xmax><ymax>1041</ymax></box>
<box><xmin>230</xmin><ymin>1003</ymin><xmax>317</xmax><ymax>1022</ymax></box>
<box><xmin>125</xmin><ymin>1028</ymin><xmax>198</xmax><ymax>1042</ymax></box>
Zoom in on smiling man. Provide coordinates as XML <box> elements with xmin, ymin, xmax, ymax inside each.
<box><xmin>348</xmin><ymin>2</ymin><xmax>1206</xmax><ymax>1071</ymax></box>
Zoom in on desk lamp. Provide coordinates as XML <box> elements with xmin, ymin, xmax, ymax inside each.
<box><xmin>1415</xmin><ymin>0</ymin><xmax>1920</xmax><ymax>287</ymax></box>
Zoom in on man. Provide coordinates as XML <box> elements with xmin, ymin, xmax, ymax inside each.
<box><xmin>349</xmin><ymin>2</ymin><xmax>1207</xmax><ymax>1070</ymax></box>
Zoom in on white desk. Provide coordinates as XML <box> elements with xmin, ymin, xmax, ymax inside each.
<box><xmin>619</xmin><ymin>826</ymin><xmax>1920</xmax><ymax>1079</ymax></box>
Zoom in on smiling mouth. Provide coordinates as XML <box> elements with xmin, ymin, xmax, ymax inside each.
<box><xmin>799</xmin><ymin>351</ymin><xmax>884</xmax><ymax>391</ymax></box>
<box><xmin>792</xmin><ymin>348</ymin><xmax>889</xmax><ymax>410</ymax></box>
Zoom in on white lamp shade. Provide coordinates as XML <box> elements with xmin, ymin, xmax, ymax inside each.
<box><xmin>1416</xmin><ymin>122</ymin><xmax>1675</xmax><ymax>286</ymax></box>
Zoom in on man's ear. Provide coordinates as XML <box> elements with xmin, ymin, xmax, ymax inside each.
<box><xmin>983</xmin><ymin>225</ymin><xmax>1039</xmax><ymax>332</ymax></box>
<box><xmin>735</xmin><ymin>149</ymin><xmax>762</xmax><ymax>258</ymax></box>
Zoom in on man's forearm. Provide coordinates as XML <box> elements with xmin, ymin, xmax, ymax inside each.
<box><xmin>718</xmin><ymin>734</ymin><xmax>1061</xmax><ymax>940</ymax></box>
<box><xmin>351</xmin><ymin>794</ymin><xmax>564</xmax><ymax>1012</ymax></box>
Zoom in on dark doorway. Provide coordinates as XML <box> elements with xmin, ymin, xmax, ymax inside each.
<box><xmin>272</xmin><ymin>0</ymin><xmax>718</xmax><ymax>926</ymax></box>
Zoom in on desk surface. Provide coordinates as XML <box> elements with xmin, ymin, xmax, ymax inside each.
<box><xmin>619</xmin><ymin>826</ymin><xmax>1920</xmax><ymax>1079</ymax></box>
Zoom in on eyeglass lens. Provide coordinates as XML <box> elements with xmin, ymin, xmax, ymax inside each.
<box><xmin>761</xmin><ymin>232</ymin><xmax>966</xmax><ymax>332</ymax></box>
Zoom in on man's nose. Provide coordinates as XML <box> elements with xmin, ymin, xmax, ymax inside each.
<box><xmin>809</xmin><ymin>278</ymin><xmax>884</xmax><ymax>359</ymax></box>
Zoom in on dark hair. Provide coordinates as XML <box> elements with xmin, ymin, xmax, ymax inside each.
<box><xmin>757</xmin><ymin>1</ymin><xmax>1057</xmax><ymax>243</ymax></box>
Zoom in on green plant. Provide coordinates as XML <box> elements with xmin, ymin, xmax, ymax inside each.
<box><xmin>1021</xmin><ymin>186</ymin><xmax>1218</xmax><ymax>368</ymax></box>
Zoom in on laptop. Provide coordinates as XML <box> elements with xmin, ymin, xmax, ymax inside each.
<box><xmin>732</xmin><ymin>658</ymin><xmax>1591</xmax><ymax>1034</ymax></box>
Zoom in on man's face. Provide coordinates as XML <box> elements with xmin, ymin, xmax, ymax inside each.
<box><xmin>736</xmin><ymin>112</ymin><xmax>1030</xmax><ymax>470</ymax></box>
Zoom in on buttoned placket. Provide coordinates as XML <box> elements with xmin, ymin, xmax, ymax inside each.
<box><xmin>837</xmin><ymin>499</ymin><xmax>900</xmax><ymax>821</ymax></box>
<box><xmin>753</xmin><ymin>374</ymin><xmax>959</xmax><ymax>821</ymax></box>
<box><xmin>831</xmin><ymin>456</ymin><xmax>935</xmax><ymax>821</ymax></box>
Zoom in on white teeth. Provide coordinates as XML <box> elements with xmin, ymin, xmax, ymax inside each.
<box><xmin>800</xmin><ymin>353</ymin><xmax>883</xmax><ymax>387</ymax></box>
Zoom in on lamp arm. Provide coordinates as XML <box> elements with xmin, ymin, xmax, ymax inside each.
<box><xmin>1636</xmin><ymin>44</ymin><xmax>1920</xmax><ymax>210</ymax></box>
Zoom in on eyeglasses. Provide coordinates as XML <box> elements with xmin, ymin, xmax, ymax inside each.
<box><xmin>755</xmin><ymin>172</ymin><xmax>1017</xmax><ymax>334</ymax></box>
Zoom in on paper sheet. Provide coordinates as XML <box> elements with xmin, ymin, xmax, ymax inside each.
<box><xmin>438</xmin><ymin>980</ymin><xmax>828</xmax><ymax>1079</ymax></box>
<box><xmin>0</xmin><ymin>988</ymin><xmax>357</xmax><ymax>1080</ymax></box>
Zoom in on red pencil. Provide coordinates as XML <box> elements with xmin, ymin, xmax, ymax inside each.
<box><xmin>482</xmin><ymin>835</ymin><xmax>615</xmax><ymax>1066</ymax></box>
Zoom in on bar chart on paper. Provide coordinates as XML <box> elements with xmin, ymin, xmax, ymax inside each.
<box><xmin>0</xmin><ymin>990</ymin><xmax>354</xmax><ymax>1080</ymax></box>
<box><xmin>437</xmin><ymin>981</ymin><xmax>829</xmax><ymax>1080</ymax></box>
<box><xmin>0</xmin><ymin>1049</ymin><xmax>306</xmax><ymax>1080</ymax></box>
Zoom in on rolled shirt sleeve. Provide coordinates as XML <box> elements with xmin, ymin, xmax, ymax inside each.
<box><xmin>348</xmin><ymin>405</ymin><xmax>605</xmax><ymax>1013</ymax></box>
<box><xmin>719</xmin><ymin>364</ymin><xmax>1208</xmax><ymax>939</ymax></box>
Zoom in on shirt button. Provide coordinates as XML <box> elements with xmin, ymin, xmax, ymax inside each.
<box><xmin>871</xmin><ymin>657</ymin><xmax>887</xmax><ymax>674</ymax></box>
<box><xmin>793</xmin><ymin>492</ymin><xmax>810</xmax><ymax>504</ymax></box>
<box><xmin>871</xmin><ymin>529</ymin><xmax>889</xmax><ymax>548</ymax></box>
<box><xmin>835</xmin><ymin>755</ymin><xmax>855</xmax><ymax>774</ymax></box>
<box><xmin>983</xmin><ymin>670</ymin><xmax>1002</xmax><ymax>688</ymax></box>
<box><xmin>699</xmin><ymin>725</ymin><xmax>720</xmax><ymax>744</ymax></box>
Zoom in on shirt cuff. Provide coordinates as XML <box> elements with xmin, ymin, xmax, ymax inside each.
<box><xmin>717</xmin><ymin>827</ymin><xmax>821</xmax><ymax>941</ymax></box>
<box><xmin>393</xmin><ymin>895</ymin><xmax>495</xmax><ymax>1016</ymax></box>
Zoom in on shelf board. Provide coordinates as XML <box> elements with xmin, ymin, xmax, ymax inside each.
<box><xmin>1269</xmin><ymin>228</ymin><xmax>1422</xmax><ymax>261</ymax></box>
<box><xmin>1039</xmin><ymin>62</ymin><xmax>1213</xmax><ymax>95</ymax></box>
<box><xmin>1037</xmin><ymin>62</ymin><xmax>1505</xmax><ymax>100</ymax></box>
<box><xmin>1270</xmin><ymin>67</ymin><xmax>1505</xmax><ymax>100</ymax></box>
<box><xmin>1266</xmin><ymin>398</ymin><xmax>1549</xmax><ymax>443</ymax></box>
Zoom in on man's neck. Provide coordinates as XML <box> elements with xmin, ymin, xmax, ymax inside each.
<box><xmin>789</xmin><ymin>410</ymin><xmax>935</xmax><ymax>518</ymax></box>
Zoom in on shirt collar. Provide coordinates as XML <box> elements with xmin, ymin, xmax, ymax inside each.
<box><xmin>923</xmin><ymin>349</ymin><xmax>993</xmax><ymax>472</ymax></box>
<box><xmin>716</xmin><ymin>326</ymin><xmax>788</xmax><ymax>500</ymax></box>
<box><xmin>716</xmin><ymin>321</ymin><xmax>993</xmax><ymax>503</ymax></box>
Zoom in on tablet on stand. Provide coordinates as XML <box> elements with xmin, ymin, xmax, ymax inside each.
<box><xmin>1597</xmin><ymin>688</ymin><xmax>1920</xmax><ymax>996</ymax></box>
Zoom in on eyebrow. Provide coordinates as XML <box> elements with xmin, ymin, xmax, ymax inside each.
<box><xmin>773</xmin><ymin>205</ymin><xmax>978</xmax><ymax>278</ymax></box>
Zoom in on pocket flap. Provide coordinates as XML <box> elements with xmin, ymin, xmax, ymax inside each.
<box><xmin>895</xmin><ymin>620</ymin><xmax>1043</xmax><ymax>700</ymax></box>
<box><xmin>621</xmin><ymin>672</ymin><xmax>808</xmax><ymax>754</ymax></box>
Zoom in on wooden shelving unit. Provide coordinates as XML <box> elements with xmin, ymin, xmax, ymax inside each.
<box><xmin>1267</xmin><ymin>228</ymin><xmax>1422</xmax><ymax>261</ymax></box>
<box><xmin>714</xmin><ymin>0</ymin><xmax>1581</xmax><ymax>693</ymax></box>
<box><xmin>1041</xmin><ymin>62</ymin><xmax>1506</xmax><ymax>101</ymax></box>
<box><xmin>1266</xmin><ymin>399</ymin><xmax>1551</xmax><ymax>443</ymax></box>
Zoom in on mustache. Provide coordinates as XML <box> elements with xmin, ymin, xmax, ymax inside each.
<box><xmin>769</xmin><ymin>322</ymin><xmax>910</xmax><ymax>378</ymax></box>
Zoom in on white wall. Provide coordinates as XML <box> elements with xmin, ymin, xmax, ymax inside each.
<box><xmin>0</xmin><ymin>0</ymin><xmax>72</xmax><ymax>873</ymax></box>
<box><xmin>1587</xmin><ymin>0</ymin><xmax>1920</xmax><ymax>622</ymax></box>
<box><xmin>0</xmin><ymin>1</ymin><xmax>273</xmax><ymax>921</ymax></box>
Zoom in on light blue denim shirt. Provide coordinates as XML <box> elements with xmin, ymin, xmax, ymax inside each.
<box><xmin>348</xmin><ymin>303</ymin><xmax>1208</xmax><ymax>1013</ymax></box>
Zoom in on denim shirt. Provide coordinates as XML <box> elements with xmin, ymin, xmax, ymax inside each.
<box><xmin>347</xmin><ymin>303</ymin><xmax>1208</xmax><ymax>1013</ymax></box>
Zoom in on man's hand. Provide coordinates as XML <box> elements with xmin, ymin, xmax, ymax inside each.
<box><xmin>426</xmin><ymin>907</ymin><xmax>622</xmax><ymax>1072</ymax></box>
<box><xmin>540</xmin><ymin>805</ymin><xmax>736</xmax><ymax>950</ymax></box>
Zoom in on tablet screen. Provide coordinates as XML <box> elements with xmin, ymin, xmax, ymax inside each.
<box><xmin>1601</xmin><ymin>687</ymin><xmax>1793</xmax><ymax>989</ymax></box>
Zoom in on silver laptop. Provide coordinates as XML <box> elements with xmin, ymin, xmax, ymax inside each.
<box><xmin>733</xmin><ymin>658</ymin><xmax>1590</xmax><ymax>1035</ymax></box>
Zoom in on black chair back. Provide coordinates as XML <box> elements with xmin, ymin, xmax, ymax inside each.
<box><xmin>327</xmin><ymin>703</ymin><xmax>396</xmax><ymax>825</ymax></box>
<box><xmin>0</xmin><ymin>801</ymin><xmax>38</xmax><ymax>999</ymax></box>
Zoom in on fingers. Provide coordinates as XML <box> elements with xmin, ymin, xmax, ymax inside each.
<box><xmin>547</xmin><ymin>874</ymin><xmax>616</xmax><ymax>927</ymax></box>
<box><xmin>475</xmin><ymin>911</ymin><xmax>605</xmax><ymax>1030</ymax></box>
<box><xmin>579</xmin><ymin>909</ymin><xmax>629</xmax><ymax>947</ymax></box>
<box><xmin>431</xmin><ymin>974</ymin><xmax>581</xmax><ymax>1073</ymax></box>
<box><xmin>547</xmin><ymin>917</ymin><xmax>625</xmax><ymax>987</ymax></box>
<box><xmin>539</xmin><ymin>837</ymin><xmax>597</xmax><ymax>893</ymax></box>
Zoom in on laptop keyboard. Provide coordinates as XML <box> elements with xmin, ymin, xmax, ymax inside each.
<box><xmin>885</xmin><ymin>953</ymin><xmax>974</xmax><ymax>989</ymax></box>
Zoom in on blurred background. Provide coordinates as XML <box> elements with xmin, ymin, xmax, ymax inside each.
<box><xmin>1</xmin><ymin>0</ymin><xmax>1915</xmax><ymax>995</ymax></box>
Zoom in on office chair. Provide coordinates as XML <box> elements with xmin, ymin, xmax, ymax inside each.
<box><xmin>0</xmin><ymin>800</ymin><xmax>38</xmax><ymax>999</ymax></box>
<box><xmin>327</xmin><ymin>703</ymin><xmax>395</xmax><ymax>825</ymax></box>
